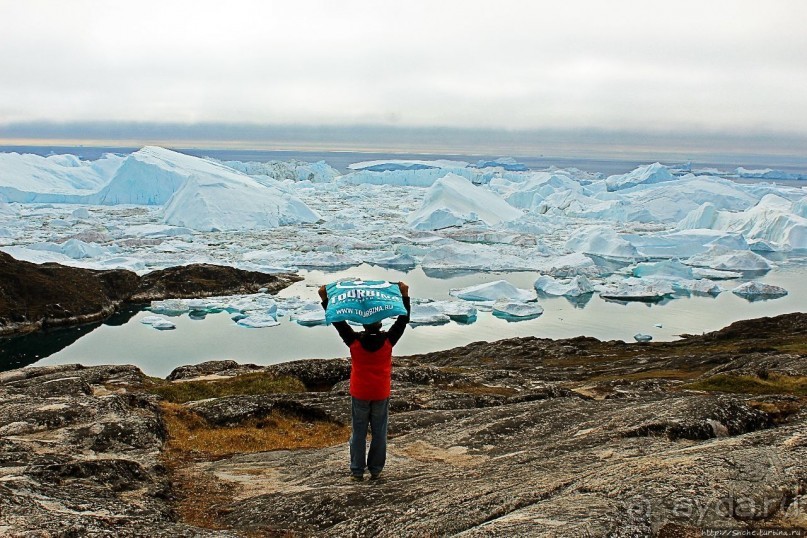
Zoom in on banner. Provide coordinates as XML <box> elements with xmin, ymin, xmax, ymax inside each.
<box><xmin>325</xmin><ymin>280</ymin><xmax>407</xmax><ymax>325</ymax></box>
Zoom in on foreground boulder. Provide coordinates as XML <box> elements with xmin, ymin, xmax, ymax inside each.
<box><xmin>0</xmin><ymin>313</ymin><xmax>806</xmax><ymax>536</ymax></box>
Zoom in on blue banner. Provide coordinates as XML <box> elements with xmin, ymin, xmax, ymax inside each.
<box><xmin>325</xmin><ymin>280</ymin><xmax>407</xmax><ymax>325</ymax></box>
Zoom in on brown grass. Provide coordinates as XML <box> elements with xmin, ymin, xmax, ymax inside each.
<box><xmin>443</xmin><ymin>383</ymin><xmax>518</xmax><ymax>397</ymax></box>
<box><xmin>160</xmin><ymin>402</ymin><xmax>349</xmax><ymax>459</ymax></box>
<box><xmin>146</xmin><ymin>372</ymin><xmax>306</xmax><ymax>403</ymax></box>
<box><xmin>587</xmin><ymin>368</ymin><xmax>709</xmax><ymax>383</ymax></box>
<box><xmin>684</xmin><ymin>373</ymin><xmax>807</xmax><ymax>396</ymax></box>
<box><xmin>160</xmin><ymin>402</ymin><xmax>349</xmax><ymax>532</ymax></box>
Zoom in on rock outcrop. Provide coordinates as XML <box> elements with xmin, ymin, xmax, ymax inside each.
<box><xmin>1</xmin><ymin>313</ymin><xmax>806</xmax><ymax>536</ymax></box>
<box><xmin>0</xmin><ymin>252</ymin><xmax>301</xmax><ymax>336</ymax></box>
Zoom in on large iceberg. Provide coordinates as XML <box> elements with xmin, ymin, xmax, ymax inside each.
<box><xmin>407</xmin><ymin>174</ymin><xmax>522</xmax><ymax>230</ymax></box>
<box><xmin>220</xmin><ymin>159</ymin><xmax>340</xmax><ymax>183</ymax></box>
<box><xmin>604</xmin><ymin>163</ymin><xmax>675</xmax><ymax>192</ymax></box>
<box><xmin>677</xmin><ymin>194</ymin><xmax>807</xmax><ymax>250</ymax></box>
<box><xmin>0</xmin><ymin>152</ymin><xmax>123</xmax><ymax>202</ymax></box>
<box><xmin>162</xmin><ymin>170</ymin><xmax>320</xmax><ymax>232</ymax></box>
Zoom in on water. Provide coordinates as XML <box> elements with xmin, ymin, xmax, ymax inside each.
<box><xmin>6</xmin><ymin>261</ymin><xmax>804</xmax><ymax>378</ymax></box>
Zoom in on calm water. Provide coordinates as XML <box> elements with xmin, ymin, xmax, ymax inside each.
<box><xmin>5</xmin><ymin>261</ymin><xmax>804</xmax><ymax>378</ymax></box>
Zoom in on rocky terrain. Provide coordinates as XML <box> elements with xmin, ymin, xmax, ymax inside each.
<box><xmin>0</xmin><ymin>313</ymin><xmax>806</xmax><ymax>537</ymax></box>
<box><xmin>0</xmin><ymin>252</ymin><xmax>301</xmax><ymax>336</ymax></box>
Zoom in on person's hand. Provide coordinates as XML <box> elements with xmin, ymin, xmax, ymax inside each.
<box><xmin>398</xmin><ymin>281</ymin><xmax>409</xmax><ymax>297</ymax></box>
<box><xmin>318</xmin><ymin>285</ymin><xmax>328</xmax><ymax>301</ymax></box>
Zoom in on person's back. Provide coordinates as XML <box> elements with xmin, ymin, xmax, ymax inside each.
<box><xmin>319</xmin><ymin>281</ymin><xmax>411</xmax><ymax>481</ymax></box>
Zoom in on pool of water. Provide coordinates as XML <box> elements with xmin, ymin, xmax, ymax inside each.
<box><xmin>4</xmin><ymin>261</ymin><xmax>803</xmax><ymax>378</ymax></box>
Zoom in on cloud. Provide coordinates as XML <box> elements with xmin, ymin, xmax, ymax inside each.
<box><xmin>1</xmin><ymin>0</ymin><xmax>806</xmax><ymax>134</ymax></box>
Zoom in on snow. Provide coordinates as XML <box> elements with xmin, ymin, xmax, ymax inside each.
<box><xmin>407</xmin><ymin>174</ymin><xmax>522</xmax><ymax>230</ymax></box>
<box><xmin>450</xmin><ymin>280</ymin><xmax>536</xmax><ymax>302</ymax></box>
<box><xmin>732</xmin><ymin>281</ymin><xmax>788</xmax><ymax>299</ymax></box>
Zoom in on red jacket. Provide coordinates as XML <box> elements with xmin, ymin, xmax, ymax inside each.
<box><xmin>349</xmin><ymin>339</ymin><xmax>393</xmax><ymax>400</ymax></box>
<box><xmin>322</xmin><ymin>296</ymin><xmax>411</xmax><ymax>401</ymax></box>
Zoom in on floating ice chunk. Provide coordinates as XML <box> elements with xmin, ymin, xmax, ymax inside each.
<box><xmin>634</xmin><ymin>333</ymin><xmax>653</xmax><ymax>342</ymax></box>
<box><xmin>632</xmin><ymin>259</ymin><xmax>694</xmax><ymax>279</ymax></box>
<box><xmin>149</xmin><ymin>299</ymin><xmax>190</xmax><ymax>316</ymax></box>
<box><xmin>604</xmin><ymin>163</ymin><xmax>674</xmax><ymax>192</ymax></box>
<box><xmin>124</xmin><ymin>224</ymin><xmax>195</xmax><ymax>238</ymax></box>
<box><xmin>294</xmin><ymin>309</ymin><xmax>326</xmax><ymax>326</ymax></box>
<box><xmin>565</xmin><ymin>225</ymin><xmax>640</xmax><ymax>260</ymax></box>
<box><xmin>407</xmin><ymin>174</ymin><xmax>522</xmax><ymax>230</ymax></box>
<box><xmin>534</xmin><ymin>275</ymin><xmax>594</xmax><ymax>297</ymax></box>
<box><xmin>691</xmin><ymin>267</ymin><xmax>742</xmax><ymax>280</ymax></box>
<box><xmin>140</xmin><ymin>316</ymin><xmax>176</xmax><ymax>330</ymax></box>
<box><xmin>450</xmin><ymin>280</ymin><xmax>536</xmax><ymax>302</ymax></box>
<box><xmin>599</xmin><ymin>278</ymin><xmax>674</xmax><ymax>301</ymax></box>
<box><xmin>492</xmin><ymin>300</ymin><xmax>544</xmax><ymax>320</ymax></box>
<box><xmin>427</xmin><ymin>300</ymin><xmax>478</xmax><ymax>323</ymax></box>
<box><xmin>409</xmin><ymin>304</ymin><xmax>451</xmax><ymax>325</ymax></box>
<box><xmin>731</xmin><ymin>281</ymin><xmax>788</xmax><ymax>299</ymax></box>
<box><xmin>670</xmin><ymin>279</ymin><xmax>723</xmax><ymax>295</ymax></box>
<box><xmin>370</xmin><ymin>253</ymin><xmax>417</xmax><ymax>268</ymax></box>
<box><xmin>237</xmin><ymin>314</ymin><xmax>280</xmax><ymax>328</ymax></box>
<box><xmin>686</xmin><ymin>248</ymin><xmax>772</xmax><ymax>272</ymax></box>
<box><xmin>71</xmin><ymin>207</ymin><xmax>91</xmax><ymax>219</ymax></box>
<box><xmin>539</xmin><ymin>253</ymin><xmax>600</xmax><ymax>278</ymax></box>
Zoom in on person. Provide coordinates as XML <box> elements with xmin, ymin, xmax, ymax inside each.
<box><xmin>318</xmin><ymin>281</ymin><xmax>411</xmax><ymax>481</ymax></box>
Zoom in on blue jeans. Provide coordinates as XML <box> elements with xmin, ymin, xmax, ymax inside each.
<box><xmin>350</xmin><ymin>397</ymin><xmax>388</xmax><ymax>476</ymax></box>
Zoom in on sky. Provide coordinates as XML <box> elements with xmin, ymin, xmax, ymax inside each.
<box><xmin>1</xmin><ymin>0</ymin><xmax>806</xmax><ymax>155</ymax></box>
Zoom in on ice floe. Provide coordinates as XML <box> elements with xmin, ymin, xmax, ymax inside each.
<box><xmin>450</xmin><ymin>280</ymin><xmax>536</xmax><ymax>302</ymax></box>
<box><xmin>534</xmin><ymin>275</ymin><xmax>594</xmax><ymax>297</ymax></box>
<box><xmin>492</xmin><ymin>300</ymin><xmax>544</xmax><ymax>320</ymax></box>
<box><xmin>731</xmin><ymin>281</ymin><xmax>788</xmax><ymax>299</ymax></box>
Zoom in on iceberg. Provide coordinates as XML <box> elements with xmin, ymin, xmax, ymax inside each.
<box><xmin>140</xmin><ymin>316</ymin><xmax>176</xmax><ymax>330</ymax></box>
<box><xmin>492</xmin><ymin>300</ymin><xmax>544</xmax><ymax>320</ymax></box>
<box><xmin>534</xmin><ymin>275</ymin><xmax>594</xmax><ymax>297</ymax></box>
<box><xmin>427</xmin><ymin>300</ymin><xmax>478</xmax><ymax>323</ymax></box>
<box><xmin>220</xmin><ymin>159</ymin><xmax>340</xmax><ymax>183</ymax></box>
<box><xmin>0</xmin><ymin>151</ymin><xmax>123</xmax><ymax>202</ymax></box>
<box><xmin>450</xmin><ymin>280</ymin><xmax>536</xmax><ymax>302</ymax></box>
<box><xmin>27</xmin><ymin>239</ymin><xmax>116</xmax><ymax>260</ymax></box>
<box><xmin>538</xmin><ymin>252</ymin><xmax>600</xmax><ymax>278</ymax></box>
<box><xmin>163</xmin><ymin>171</ymin><xmax>320</xmax><ymax>232</ymax></box>
<box><xmin>632</xmin><ymin>259</ymin><xmax>694</xmax><ymax>279</ymax></box>
<box><xmin>565</xmin><ymin>225</ymin><xmax>640</xmax><ymax>260</ymax></box>
<box><xmin>677</xmin><ymin>194</ymin><xmax>807</xmax><ymax>251</ymax></box>
<box><xmin>407</xmin><ymin>174</ymin><xmax>522</xmax><ymax>230</ymax></box>
<box><xmin>735</xmin><ymin>167</ymin><xmax>807</xmax><ymax>181</ymax></box>
<box><xmin>604</xmin><ymin>163</ymin><xmax>675</xmax><ymax>192</ymax></box>
<box><xmin>634</xmin><ymin>334</ymin><xmax>653</xmax><ymax>342</ymax></box>
<box><xmin>237</xmin><ymin>313</ymin><xmax>281</xmax><ymax>328</ymax></box>
<box><xmin>686</xmin><ymin>248</ymin><xmax>772</xmax><ymax>272</ymax></box>
<box><xmin>409</xmin><ymin>303</ymin><xmax>451</xmax><ymax>325</ymax></box>
<box><xmin>599</xmin><ymin>278</ymin><xmax>674</xmax><ymax>301</ymax></box>
<box><xmin>731</xmin><ymin>281</ymin><xmax>788</xmax><ymax>299</ymax></box>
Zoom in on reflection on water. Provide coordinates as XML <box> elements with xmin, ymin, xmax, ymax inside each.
<box><xmin>3</xmin><ymin>261</ymin><xmax>805</xmax><ymax>378</ymax></box>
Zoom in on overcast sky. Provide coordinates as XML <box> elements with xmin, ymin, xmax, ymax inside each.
<box><xmin>1</xmin><ymin>0</ymin><xmax>806</xmax><ymax>140</ymax></box>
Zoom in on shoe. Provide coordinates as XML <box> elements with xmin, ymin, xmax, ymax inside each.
<box><xmin>370</xmin><ymin>473</ymin><xmax>381</xmax><ymax>480</ymax></box>
<box><xmin>351</xmin><ymin>474</ymin><xmax>364</xmax><ymax>482</ymax></box>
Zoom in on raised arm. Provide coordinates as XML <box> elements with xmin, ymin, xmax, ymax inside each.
<box><xmin>387</xmin><ymin>281</ymin><xmax>411</xmax><ymax>347</ymax></box>
<box><xmin>319</xmin><ymin>285</ymin><xmax>357</xmax><ymax>347</ymax></box>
